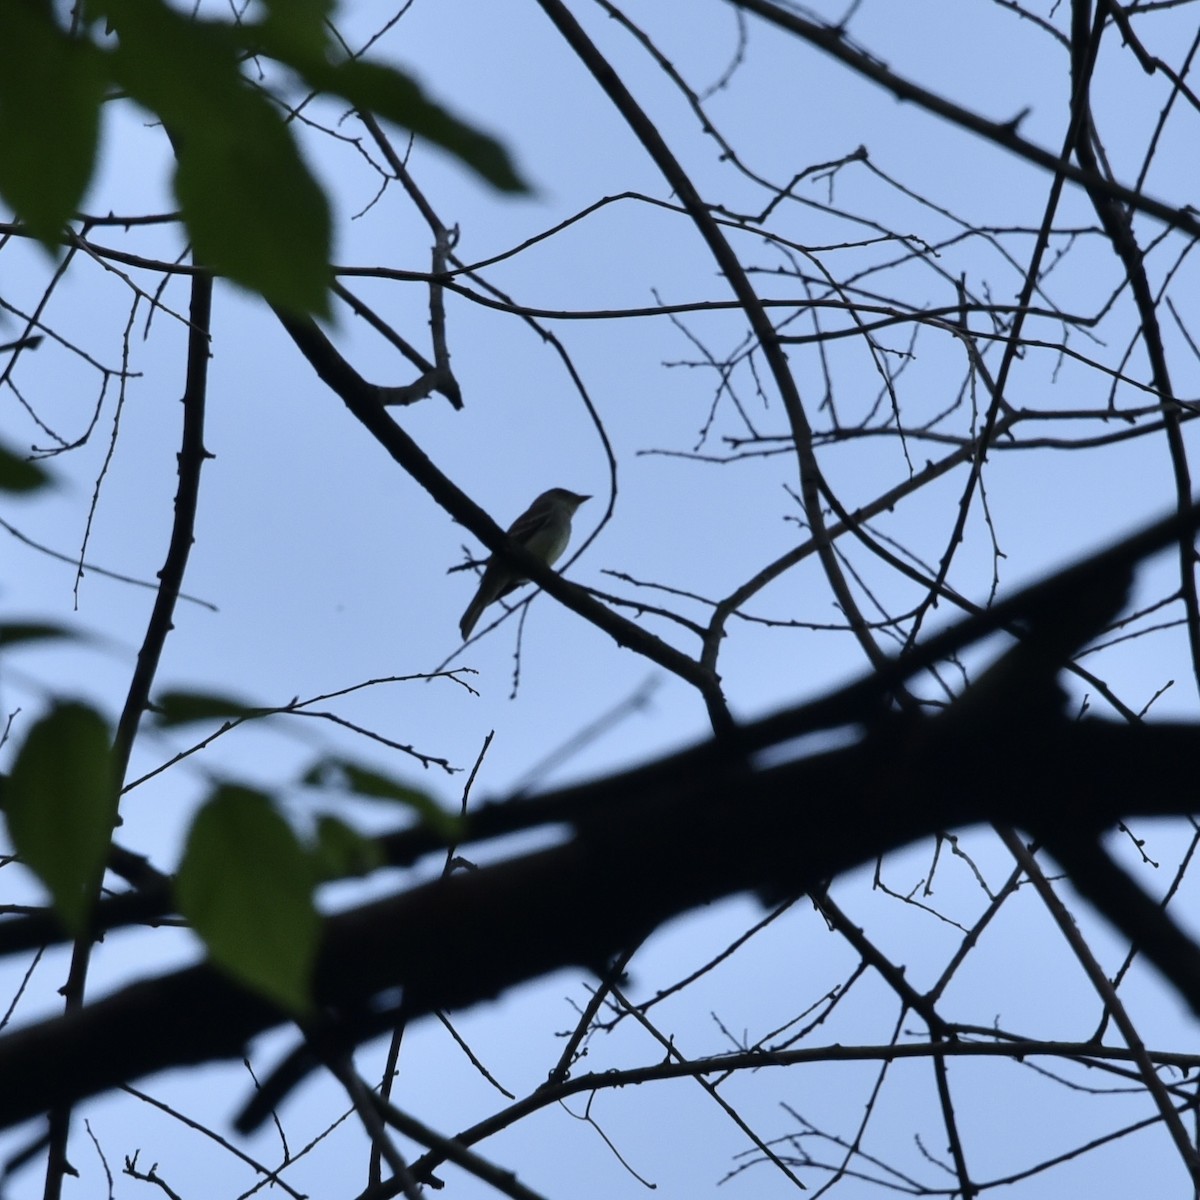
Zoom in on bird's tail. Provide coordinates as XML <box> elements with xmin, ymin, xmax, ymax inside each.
<box><xmin>459</xmin><ymin>593</ymin><xmax>487</xmax><ymax>641</ymax></box>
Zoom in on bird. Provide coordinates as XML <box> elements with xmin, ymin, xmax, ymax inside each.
<box><xmin>459</xmin><ymin>488</ymin><xmax>590</xmax><ymax>640</ymax></box>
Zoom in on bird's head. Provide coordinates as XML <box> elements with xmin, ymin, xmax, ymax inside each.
<box><xmin>543</xmin><ymin>488</ymin><xmax>591</xmax><ymax>512</ymax></box>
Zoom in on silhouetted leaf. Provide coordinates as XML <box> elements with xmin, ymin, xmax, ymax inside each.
<box><xmin>0</xmin><ymin>6</ymin><xmax>104</xmax><ymax>243</ymax></box>
<box><xmin>0</xmin><ymin>444</ymin><xmax>49</xmax><ymax>493</ymax></box>
<box><xmin>0</xmin><ymin>622</ymin><xmax>77</xmax><ymax>649</ymax></box>
<box><xmin>258</xmin><ymin>0</ymin><xmax>334</xmax><ymax>60</ymax></box>
<box><xmin>177</xmin><ymin>786</ymin><xmax>319</xmax><ymax>1014</ymax></box>
<box><xmin>150</xmin><ymin>690</ymin><xmax>265</xmax><ymax>727</ymax></box>
<box><xmin>302</xmin><ymin>756</ymin><xmax>459</xmax><ymax>839</ymax></box>
<box><xmin>102</xmin><ymin>0</ymin><xmax>332</xmax><ymax>314</ymax></box>
<box><xmin>5</xmin><ymin>703</ymin><xmax>114</xmax><ymax>933</ymax></box>
<box><xmin>312</xmin><ymin>814</ymin><xmax>384</xmax><ymax>880</ymax></box>
<box><xmin>306</xmin><ymin>59</ymin><xmax>529</xmax><ymax>194</ymax></box>
<box><xmin>173</xmin><ymin>100</ymin><xmax>332</xmax><ymax>315</ymax></box>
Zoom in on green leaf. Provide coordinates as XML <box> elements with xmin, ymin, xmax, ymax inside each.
<box><xmin>0</xmin><ymin>622</ymin><xmax>77</xmax><ymax>649</ymax></box>
<box><xmin>5</xmin><ymin>703</ymin><xmax>114</xmax><ymax>933</ymax></box>
<box><xmin>302</xmin><ymin>755</ymin><xmax>459</xmax><ymax>839</ymax></box>
<box><xmin>102</xmin><ymin>0</ymin><xmax>332</xmax><ymax>314</ymax></box>
<box><xmin>0</xmin><ymin>7</ymin><xmax>104</xmax><ymax>243</ymax></box>
<box><xmin>0</xmin><ymin>443</ymin><xmax>49</xmax><ymax>493</ymax></box>
<box><xmin>258</xmin><ymin>0</ymin><xmax>334</xmax><ymax>61</ymax></box>
<box><xmin>312</xmin><ymin>814</ymin><xmax>384</xmax><ymax>881</ymax></box>
<box><xmin>174</xmin><ymin>99</ymin><xmax>332</xmax><ymax>315</ymax></box>
<box><xmin>177</xmin><ymin>786</ymin><xmax>319</xmax><ymax>1014</ymax></box>
<box><xmin>94</xmin><ymin>0</ymin><xmax>243</xmax><ymax>115</ymax></box>
<box><xmin>309</xmin><ymin>60</ymin><xmax>529</xmax><ymax>194</ymax></box>
<box><xmin>150</xmin><ymin>689</ymin><xmax>264</xmax><ymax>727</ymax></box>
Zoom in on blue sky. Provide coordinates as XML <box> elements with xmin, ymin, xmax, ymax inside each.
<box><xmin>4</xmin><ymin>1</ymin><xmax>1200</xmax><ymax>1197</ymax></box>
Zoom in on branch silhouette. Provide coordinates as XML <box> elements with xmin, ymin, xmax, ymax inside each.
<box><xmin>2</xmin><ymin>500</ymin><xmax>1199</xmax><ymax>1132</ymax></box>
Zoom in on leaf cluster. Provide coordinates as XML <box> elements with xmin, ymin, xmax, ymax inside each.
<box><xmin>2</xmin><ymin>692</ymin><xmax>452</xmax><ymax>1014</ymax></box>
<box><xmin>0</xmin><ymin>0</ymin><xmax>526</xmax><ymax>315</ymax></box>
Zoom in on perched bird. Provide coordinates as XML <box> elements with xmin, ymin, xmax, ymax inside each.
<box><xmin>459</xmin><ymin>488</ymin><xmax>590</xmax><ymax>640</ymax></box>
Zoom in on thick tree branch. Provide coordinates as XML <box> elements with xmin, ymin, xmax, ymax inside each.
<box><xmin>1</xmin><ymin>494</ymin><xmax>1196</xmax><ymax>961</ymax></box>
<box><xmin>2</xmin><ymin>704</ymin><xmax>1200</xmax><ymax>1133</ymax></box>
